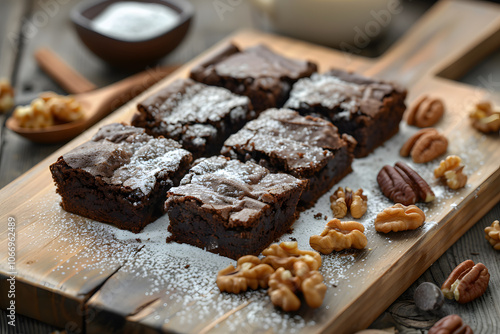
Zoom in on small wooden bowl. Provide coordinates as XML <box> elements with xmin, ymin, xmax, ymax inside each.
<box><xmin>71</xmin><ymin>0</ymin><xmax>193</xmax><ymax>69</ymax></box>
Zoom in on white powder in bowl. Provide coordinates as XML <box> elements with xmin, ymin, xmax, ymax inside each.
<box><xmin>91</xmin><ymin>2</ymin><xmax>180</xmax><ymax>41</ymax></box>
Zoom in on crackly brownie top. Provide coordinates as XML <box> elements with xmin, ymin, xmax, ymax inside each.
<box><xmin>285</xmin><ymin>69</ymin><xmax>405</xmax><ymax>118</ymax></box>
<box><xmin>222</xmin><ymin>109</ymin><xmax>348</xmax><ymax>176</ymax></box>
<box><xmin>191</xmin><ymin>43</ymin><xmax>317</xmax><ymax>81</ymax></box>
<box><xmin>137</xmin><ymin>78</ymin><xmax>250</xmax><ymax>127</ymax></box>
<box><xmin>63</xmin><ymin>123</ymin><xmax>192</xmax><ymax>195</ymax></box>
<box><xmin>167</xmin><ymin>156</ymin><xmax>305</xmax><ymax>228</ymax></box>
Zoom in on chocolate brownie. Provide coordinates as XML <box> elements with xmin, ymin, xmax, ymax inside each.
<box><xmin>165</xmin><ymin>156</ymin><xmax>307</xmax><ymax>259</ymax></box>
<box><xmin>190</xmin><ymin>43</ymin><xmax>317</xmax><ymax>112</ymax></box>
<box><xmin>221</xmin><ymin>108</ymin><xmax>355</xmax><ymax>207</ymax></box>
<box><xmin>285</xmin><ymin>69</ymin><xmax>407</xmax><ymax>157</ymax></box>
<box><xmin>50</xmin><ymin>123</ymin><xmax>192</xmax><ymax>233</ymax></box>
<box><xmin>132</xmin><ymin>78</ymin><xmax>253</xmax><ymax>159</ymax></box>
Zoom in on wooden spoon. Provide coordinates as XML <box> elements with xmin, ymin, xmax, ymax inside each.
<box><xmin>6</xmin><ymin>50</ymin><xmax>179</xmax><ymax>143</ymax></box>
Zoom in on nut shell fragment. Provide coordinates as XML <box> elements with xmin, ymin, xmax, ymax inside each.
<box><xmin>374</xmin><ymin>203</ymin><xmax>425</xmax><ymax>233</ymax></box>
<box><xmin>310</xmin><ymin>219</ymin><xmax>367</xmax><ymax>254</ymax></box>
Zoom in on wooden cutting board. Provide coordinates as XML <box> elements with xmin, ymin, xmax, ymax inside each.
<box><xmin>1</xmin><ymin>1</ymin><xmax>500</xmax><ymax>333</ymax></box>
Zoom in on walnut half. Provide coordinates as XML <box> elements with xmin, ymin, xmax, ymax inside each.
<box><xmin>434</xmin><ymin>155</ymin><xmax>467</xmax><ymax>190</ymax></box>
<box><xmin>441</xmin><ymin>259</ymin><xmax>490</xmax><ymax>304</ymax></box>
<box><xmin>262</xmin><ymin>241</ymin><xmax>322</xmax><ymax>271</ymax></box>
<box><xmin>374</xmin><ymin>203</ymin><xmax>425</xmax><ymax>233</ymax></box>
<box><xmin>268</xmin><ymin>260</ymin><xmax>327</xmax><ymax>311</ymax></box>
<box><xmin>0</xmin><ymin>78</ymin><xmax>14</xmax><ymax>113</ymax></box>
<box><xmin>217</xmin><ymin>255</ymin><xmax>274</xmax><ymax>294</ymax></box>
<box><xmin>485</xmin><ymin>220</ymin><xmax>500</xmax><ymax>251</ymax></box>
<box><xmin>309</xmin><ymin>219</ymin><xmax>367</xmax><ymax>254</ymax></box>
<box><xmin>469</xmin><ymin>101</ymin><xmax>500</xmax><ymax>133</ymax></box>
<box><xmin>13</xmin><ymin>92</ymin><xmax>83</xmax><ymax>129</ymax></box>
<box><xmin>330</xmin><ymin>187</ymin><xmax>368</xmax><ymax>219</ymax></box>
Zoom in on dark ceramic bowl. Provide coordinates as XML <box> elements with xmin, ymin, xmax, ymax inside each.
<box><xmin>71</xmin><ymin>0</ymin><xmax>193</xmax><ymax>68</ymax></box>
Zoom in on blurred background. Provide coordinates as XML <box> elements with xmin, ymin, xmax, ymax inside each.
<box><xmin>1</xmin><ymin>0</ymin><xmax>499</xmax><ymax>99</ymax></box>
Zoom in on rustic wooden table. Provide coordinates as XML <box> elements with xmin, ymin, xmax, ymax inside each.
<box><xmin>0</xmin><ymin>0</ymin><xmax>498</xmax><ymax>333</ymax></box>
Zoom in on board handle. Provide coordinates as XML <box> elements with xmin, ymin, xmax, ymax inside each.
<box><xmin>365</xmin><ymin>0</ymin><xmax>500</xmax><ymax>86</ymax></box>
<box><xmin>34</xmin><ymin>48</ymin><xmax>97</xmax><ymax>94</ymax></box>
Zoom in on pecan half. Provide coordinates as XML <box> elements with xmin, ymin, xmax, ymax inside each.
<box><xmin>469</xmin><ymin>101</ymin><xmax>500</xmax><ymax>133</ymax></box>
<box><xmin>309</xmin><ymin>219</ymin><xmax>367</xmax><ymax>254</ymax></box>
<box><xmin>428</xmin><ymin>314</ymin><xmax>473</xmax><ymax>334</ymax></box>
<box><xmin>395</xmin><ymin>162</ymin><xmax>435</xmax><ymax>202</ymax></box>
<box><xmin>406</xmin><ymin>95</ymin><xmax>445</xmax><ymax>128</ymax></box>
<box><xmin>268</xmin><ymin>260</ymin><xmax>327</xmax><ymax>311</ymax></box>
<box><xmin>262</xmin><ymin>241</ymin><xmax>322</xmax><ymax>271</ymax></box>
<box><xmin>374</xmin><ymin>203</ymin><xmax>425</xmax><ymax>233</ymax></box>
<box><xmin>441</xmin><ymin>260</ymin><xmax>490</xmax><ymax>304</ymax></box>
<box><xmin>330</xmin><ymin>187</ymin><xmax>368</xmax><ymax>219</ymax></box>
<box><xmin>217</xmin><ymin>255</ymin><xmax>274</xmax><ymax>293</ymax></box>
<box><xmin>485</xmin><ymin>220</ymin><xmax>500</xmax><ymax>251</ymax></box>
<box><xmin>377</xmin><ymin>165</ymin><xmax>417</xmax><ymax>205</ymax></box>
<box><xmin>377</xmin><ymin>162</ymin><xmax>434</xmax><ymax>205</ymax></box>
<box><xmin>400</xmin><ymin>128</ymin><xmax>448</xmax><ymax>163</ymax></box>
<box><xmin>434</xmin><ymin>155</ymin><xmax>467</xmax><ymax>190</ymax></box>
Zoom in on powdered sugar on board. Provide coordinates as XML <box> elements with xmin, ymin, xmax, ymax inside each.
<box><xmin>15</xmin><ymin>120</ymin><xmax>488</xmax><ymax>333</ymax></box>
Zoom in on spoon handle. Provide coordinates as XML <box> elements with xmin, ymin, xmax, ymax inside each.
<box><xmin>35</xmin><ymin>48</ymin><xmax>97</xmax><ymax>94</ymax></box>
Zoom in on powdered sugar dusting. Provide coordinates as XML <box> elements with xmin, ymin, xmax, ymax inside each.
<box><xmin>10</xmin><ymin>113</ymin><xmax>493</xmax><ymax>332</ymax></box>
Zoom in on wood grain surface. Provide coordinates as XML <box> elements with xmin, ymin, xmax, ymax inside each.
<box><xmin>0</xmin><ymin>1</ymin><xmax>499</xmax><ymax>334</ymax></box>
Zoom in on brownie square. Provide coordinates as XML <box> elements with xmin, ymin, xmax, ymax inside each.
<box><xmin>132</xmin><ymin>78</ymin><xmax>254</xmax><ymax>159</ymax></box>
<box><xmin>285</xmin><ymin>69</ymin><xmax>407</xmax><ymax>157</ymax></box>
<box><xmin>165</xmin><ymin>156</ymin><xmax>307</xmax><ymax>259</ymax></box>
<box><xmin>190</xmin><ymin>43</ymin><xmax>317</xmax><ymax>112</ymax></box>
<box><xmin>50</xmin><ymin>123</ymin><xmax>193</xmax><ymax>233</ymax></box>
<box><xmin>221</xmin><ymin>108</ymin><xmax>355</xmax><ymax>207</ymax></box>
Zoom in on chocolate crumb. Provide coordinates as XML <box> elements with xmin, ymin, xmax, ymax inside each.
<box><xmin>332</xmin><ymin>284</ymin><xmax>337</xmax><ymax>288</ymax></box>
<box><xmin>314</xmin><ymin>213</ymin><xmax>323</xmax><ymax>220</ymax></box>
<box><xmin>136</xmin><ymin>238</ymin><xmax>142</xmax><ymax>243</ymax></box>
<box><xmin>289</xmin><ymin>237</ymin><xmax>297</xmax><ymax>242</ymax></box>
<box><xmin>471</xmin><ymin>252</ymin><xmax>479</xmax><ymax>255</ymax></box>
<box><xmin>185</xmin><ymin>264</ymin><xmax>190</xmax><ymax>269</ymax></box>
